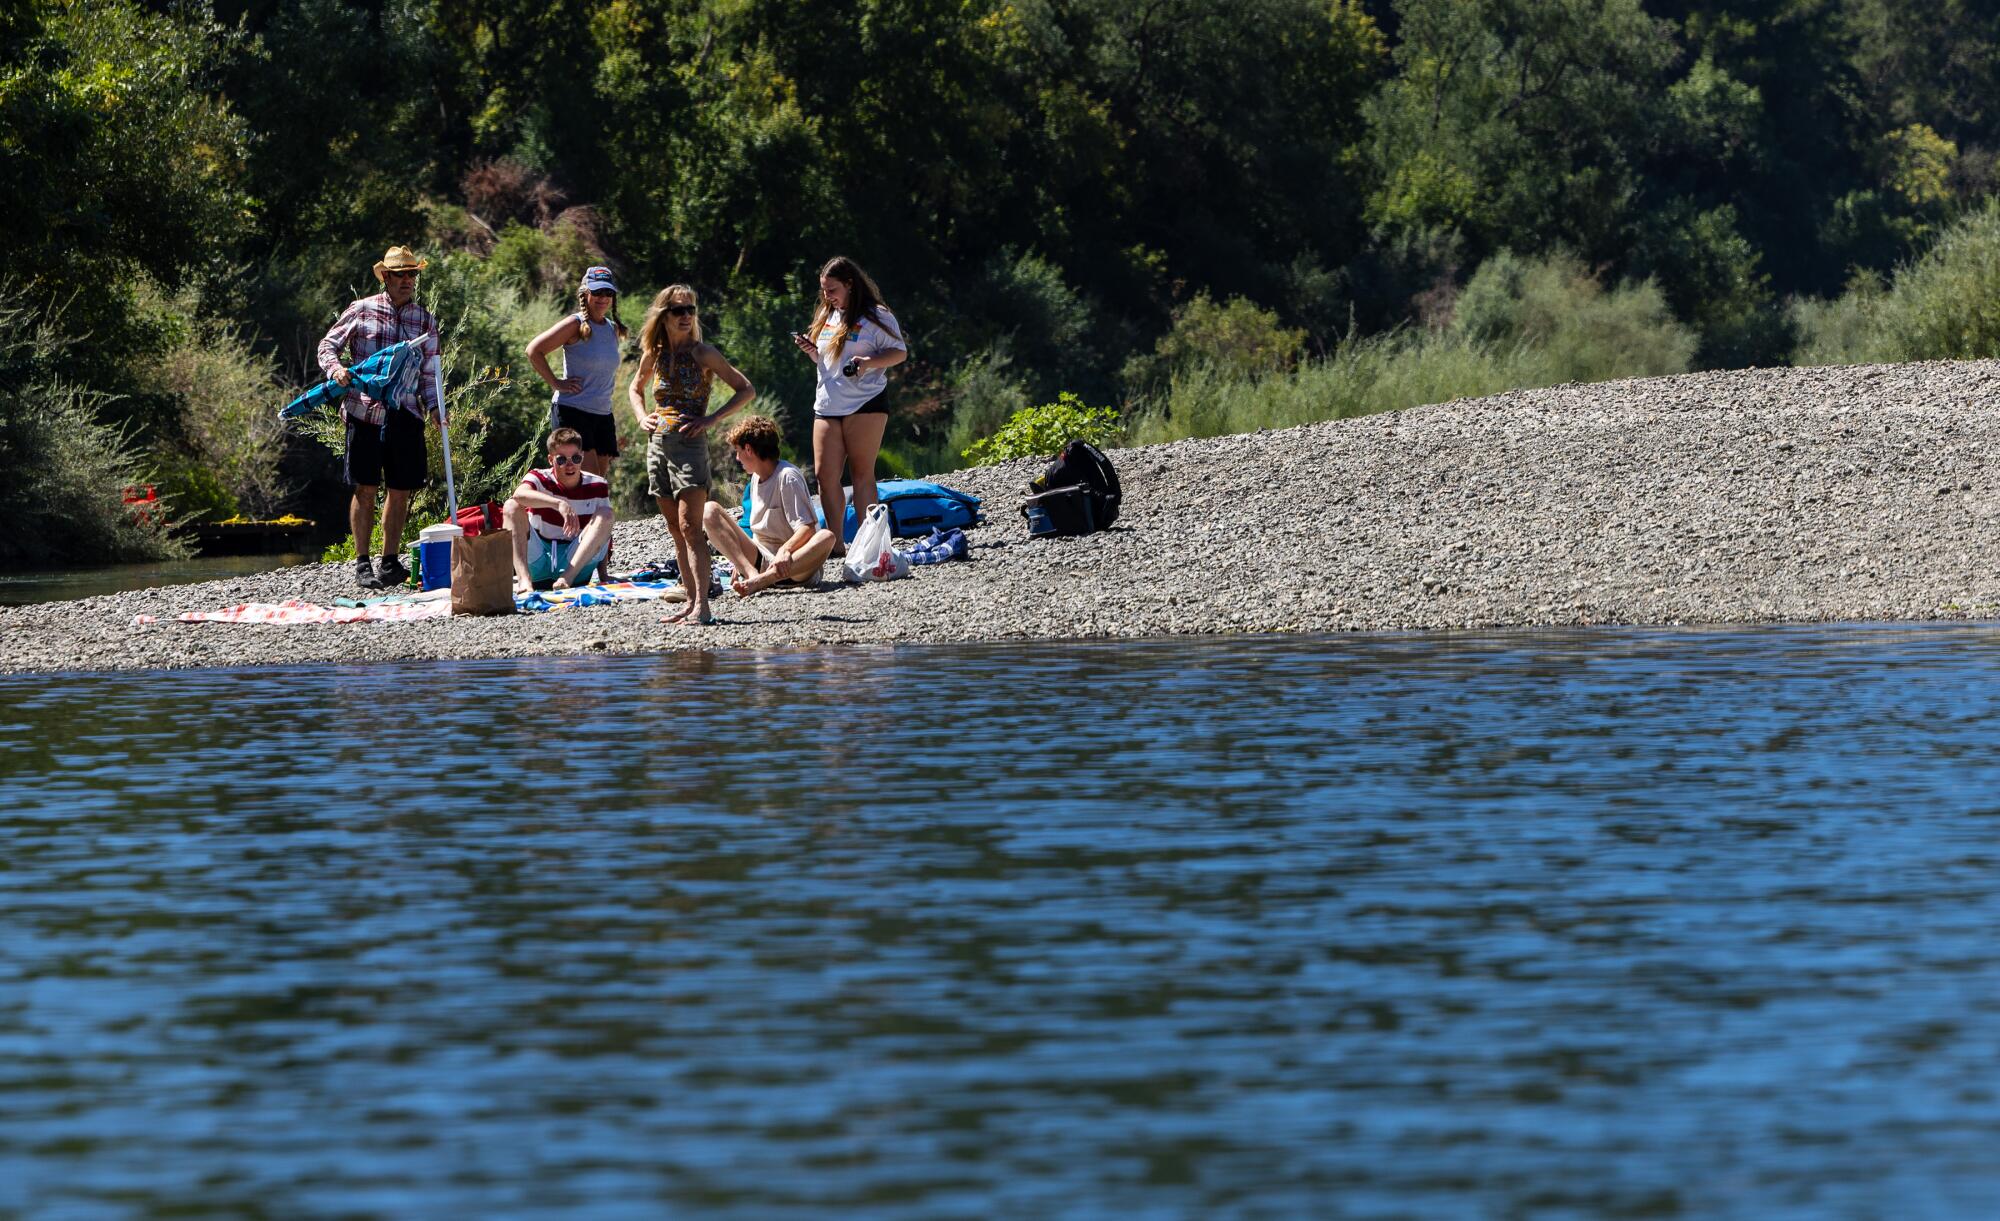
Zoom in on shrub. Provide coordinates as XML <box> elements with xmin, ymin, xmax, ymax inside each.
<box><xmin>1451</xmin><ymin>250</ymin><xmax>1698</xmax><ymax>381</ymax></box>
<box><xmin>1122</xmin><ymin>293</ymin><xmax>1306</xmax><ymax>390</ymax></box>
<box><xmin>0</xmin><ymin>300</ymin><xmax>184</xmax><ymax>565</ymax></box>
<box><xmin>138</xmin><ymin>297</ymin><xmax>294</xmax><ymax>520</ymax></box>
<box><xmin>1876</xmin><ymin>197</ymin><xmax>2000</xmax><ymax>359</ymax></box>
<box><xmin>1790</xmin><ymin>199</ymin><xmax>2000</xmax><ymax>366</ymax></box>
<box><xmin>1789</xmin><ymin>271</ymin><xmax>1891</xmax><ymax>366</ymax></box>
<box><xmin>1125</xmin><ymin>298</ymin><xmax>1694</xmax><ymax>449</ymax></box>
<box><xmin>951</xmin><ymin>251</ymin><xmax>1099</xmax><ymax>400</ymax></box>
<box><xmin>1631</xmin><ymin>204</ymin><xmax>1794</xmax><ymax>367</ymax></box>
<box><xmin>938</xmin><ymin>348</ymin><xmax>1031</xmax><ymax>468</ymax></box>
<box><xmin>485</xmin><ymin>218</ymin><xmax>598</xmax><ymax>301</ymax></box>
<box><xmin>461</xmin><ymin>157</ymin><xmax>568</xmax><ymax>228</ymax></box>
<box><xmin>961</xmin><ymin>392</ymin><xmax>1122</xmax><ymax>465</ymax></box>
<box><xmin>150</xmin><ymin>462</ymin><xmax>238</xmax><ymax>526</ymax></box>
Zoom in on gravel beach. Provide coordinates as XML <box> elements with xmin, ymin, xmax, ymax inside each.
<box><xmin>7</xmin><ymin>360</ymin><xmax>2000</xmax><ymax>674</ymax></box>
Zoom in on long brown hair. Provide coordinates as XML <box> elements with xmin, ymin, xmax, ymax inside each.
<box><xmin>810</xmin><ymin>255</ymin><xmax>896</xmax><ymax>358</ymax></box>
<box><xmin>639</xmin><ymin>284</ymin><xmax>703</xmax><ymax>359</ymax></box>
<box><xmin>574</xmin><ymin>288</ymin><xmax>627</xmax><ymax>342</ymax></box>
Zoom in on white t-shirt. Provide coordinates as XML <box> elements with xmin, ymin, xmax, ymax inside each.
<box><xmin>810</xmin><ymin>306</ymin><xmax>908</xmax><ymax>418</ymax></box>
<box><xmin>749</xmin><ymin>460</ymin><xmax>817</xmax><ymax>548</ymax></box>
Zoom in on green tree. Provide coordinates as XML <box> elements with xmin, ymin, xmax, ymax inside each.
<box><xmin>0</xmin><ymin>0</ymin><xmax>249</xmax><ymax>394</ymax></box>
<box><xmin>1364</xmin><ymin>0</ymin><xmax>1677</xmax><ymax>265</ymax></box>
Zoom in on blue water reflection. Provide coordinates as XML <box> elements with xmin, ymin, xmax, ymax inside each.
<box><xmin>6</xmin><ymin>626</ymin><xmax>2000</xmax><ymax>1215</ymax></box>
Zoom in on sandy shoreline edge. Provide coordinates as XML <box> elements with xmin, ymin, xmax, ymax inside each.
<box><xmin>7</xmin><ymin>360</ymin><xmax>2000</xmax><ymax>676</ymax></box>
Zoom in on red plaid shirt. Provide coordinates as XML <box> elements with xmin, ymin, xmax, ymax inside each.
<box><xmin>316</xmin><ymin>293</ymin><xmax>442</xmax><ymax>425</ymax></box>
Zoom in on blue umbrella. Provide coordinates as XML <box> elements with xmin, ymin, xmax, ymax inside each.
<box><xmin>281</xmin><ymin>340</ymin><xmax>424</xmax><ymax>418</ymax></box>
<box><xmin>283</xmin><ymin>339</ymin><xmax>458</xmax><ymax>517</ymax></box>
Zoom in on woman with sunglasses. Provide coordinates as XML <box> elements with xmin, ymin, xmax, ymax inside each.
<box><xmin>525</xmin><ymin>266</ymin><xmax>628</xmax><ymax>481</ymax></box>
<box><xmin>628</xmin><ymin>284</ymin><xmax>755</xmax><ymax>626</ymax></box>
<box><xmin>791</xmin><ymin>255</ymin><xmax>908</xmax><ymax>545</ymax></box>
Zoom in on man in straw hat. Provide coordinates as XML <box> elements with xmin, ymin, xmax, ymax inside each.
<box><xmin>316</xmin><ymin>245</ymin><xmax>445</xmax><ymax>590</ymax></box>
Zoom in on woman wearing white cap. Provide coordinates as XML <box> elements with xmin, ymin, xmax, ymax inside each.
<box><xmin>526</xmin><ymin>266</ymin><xmax>628</xmax><ymax>481</ymax></box>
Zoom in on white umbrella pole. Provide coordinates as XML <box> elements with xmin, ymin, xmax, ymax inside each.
<box><xmin>426</xmin><ymin>354</ymin><xmax>458</xmax><ymax>520</ymax></box>
<box><xmin>439</xmin><ymin>411</ymin><xmax>459</xmax><ymax>521</ymax></box>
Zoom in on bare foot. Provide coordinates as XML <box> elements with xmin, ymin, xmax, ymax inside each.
<box><xmin>659</xmin><ymin>602</ymin><xmax>693</xmax><ymax>624</ymax></box>
<box><xmin>732</xmin><ymin>569</ymin><xmax>777</xmax><ymax>599</ymax></box>
<box><xmin>680</xmin><ymin>601</ymin><xmax>717</xmax><ymax>626</ymax></box>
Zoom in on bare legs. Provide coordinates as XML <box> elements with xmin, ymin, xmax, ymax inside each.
<box><xmin>505</xmin><ymin>500</ymin><xmax>614</xmax><ymax>595</ymax></box>
<box><xmin>812</xmin><ymin>412</ymin><xmax>889</xmax><ymax>547</ymax></box>
<box><xmin>557</xmin><ymin>512</ymin><xmax>612</xmax><ymax>588</ymax></box>
<box><xmin>380</xmin><ymin>488</ymin><xmax>412</xmax><ymax>562</ymax></box>
<box><xmin>658</xmin><ymin>489</ymin><xmax>712</xmax><ymax>624</ymax></box>
<box><xmin>584</xmin><ymin>450</ymin><xmax>613</xmax><ymax>581</ymax></box>
<box><xmin>506</xmin><ymin>497</ymin><xmax>535</xmax><ymax>593</ymax></box>
<box><xmin>349</xmin><ymin>483</ymin><xmax>376</xmax><ymax>560</ymax></box>
<box><xmin>700</xmin><ymin>502</ymin><xmax>836</xmax><ymax>598</ymax></box>
<box><xmin>350</xmin><ymin>483</ymin><xmax>413</xmax><ymax>564</ymax></box>
<box><xmin>812</xmin><ymin>420</ymin><xmax>844</xmax><ymax>547</ymax></box>
<box><xmin>700</xmin><ymin>501</ymin><xmax>760</xmax><ymax>587</ymax></box>
<box><xmin>843</xmin><ymin>412</ymin><xmax>887</xmax><ymax>524</ymax></box>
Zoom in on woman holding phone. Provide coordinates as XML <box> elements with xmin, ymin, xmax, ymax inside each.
<box><xmin>791</xmin><ymin>256</ymin><xmax>908</xmax><ymax>544</ymax></box>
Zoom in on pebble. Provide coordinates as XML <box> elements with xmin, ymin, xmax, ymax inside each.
<box><xmin>6</xmin><ymin>361</ymin><xmax>2000</xmax><ymax>674</ymax></box>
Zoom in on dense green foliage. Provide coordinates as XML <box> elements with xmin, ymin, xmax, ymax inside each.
<box><xmin>962</xmin><ymin>393</ymin><xmax>1124</xmax><ymax>466</ymax></box>
<box><xmin>18</xmin><ymin>0</ymin><xmax>2000</xmax><ymax>563</ymax></box>
<box><xmin>0</xmin><ymin>299</ymin><xmax>185</xmax><ymax>566</ymax></box>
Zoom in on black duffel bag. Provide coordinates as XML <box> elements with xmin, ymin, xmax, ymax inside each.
<box><xmin>1022</xmin><ymin>440</ymin><xmax>1121</xmax><ymax>538</ymax></box>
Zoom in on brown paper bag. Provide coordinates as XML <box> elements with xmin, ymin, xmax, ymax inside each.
<box><xmin>450</xmin><ymin>527</ymin><xmax>515</xmax><ymax>615</ymax></box>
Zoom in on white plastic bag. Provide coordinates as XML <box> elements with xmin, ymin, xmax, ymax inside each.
<box><xmin>841</xmin><ymin>503</ymin><xmax>907</xmax><ymax>582</ymax></box>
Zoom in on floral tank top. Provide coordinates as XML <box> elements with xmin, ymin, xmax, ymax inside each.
<box><xmin>652</xmin><ymin>345</ymin><xmax>711</xmax><ymax>431</ymax></box>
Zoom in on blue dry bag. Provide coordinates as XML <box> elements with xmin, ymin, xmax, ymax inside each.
<box><xmin>741</xmin><ymin>478</ymin><xmax>983</xmax><ymax>542</ymax></box>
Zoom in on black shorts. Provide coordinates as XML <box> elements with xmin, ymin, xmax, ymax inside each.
<box><xmin>815</xmin><ymin>393</ymin><xmax>887</xmax><ymax>421</ymax></box>
<box><xmin>344</xmin><ymin>409</ymin><xmax>427</xmax><ymax>492</ymax></box>
<box><xmin>553</xmin><ymin>403</ymin><xmax>620</xmax><ymax>458</ymax></box>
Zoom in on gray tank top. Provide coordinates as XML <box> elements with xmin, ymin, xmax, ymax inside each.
<box><xmin>553</xmin><ymin>313</ymin><xmax>621</xmax><ymax>415</ymax></box>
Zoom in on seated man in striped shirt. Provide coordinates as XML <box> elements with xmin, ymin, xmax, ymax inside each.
<box><xmin>505</xmin><ymin>427</ymin><xmax>615</xmax><ymax>595</ymax></box>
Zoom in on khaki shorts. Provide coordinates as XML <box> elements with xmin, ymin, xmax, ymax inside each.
<box><xmin>647</xmin><ymin>431</ymin><xmax>710</xmax><ymax>498</ymax></box>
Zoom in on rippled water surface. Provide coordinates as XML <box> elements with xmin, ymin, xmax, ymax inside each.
<box><xmin>7</xmin><ymin>627</ymin><xmax>2000</xmax><ymax>1217</ymax></box>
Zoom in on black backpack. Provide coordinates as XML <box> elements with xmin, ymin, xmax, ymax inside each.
<box><xmin>1022</xmin><ymin>440</ymin><xmax>1121</xmax><ymax>538</ymax></box>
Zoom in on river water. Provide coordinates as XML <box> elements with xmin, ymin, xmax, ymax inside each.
<box><xmin>5</xmin><ymin>627</ymin><xmax>2000</xmax><ymax>1217</ymax></box>
<box><xmin>0</xmin><ymin>554</ymin><xmax>318</xmax><ymax>607</ymax></box>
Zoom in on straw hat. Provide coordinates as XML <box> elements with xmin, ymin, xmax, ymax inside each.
<box><xmin>372</xmin><ymin>246</ymin><xmax>430</xmax><ymax>280</ymax></box>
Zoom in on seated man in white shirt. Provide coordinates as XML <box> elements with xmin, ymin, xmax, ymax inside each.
<box><xmin>702</xmin><ymin>415</ymin><xmax>839</xmax><ymax>597</ymax></box>
<box><xmin>505</xmin><ymin>427</ymin><xmax>614</xmax><ymax>594</ymax></box>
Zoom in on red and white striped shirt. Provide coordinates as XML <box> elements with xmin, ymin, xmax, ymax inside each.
<box><xmin>316</xmin><ymin>292</ymin><xmax>442</xmax><ymax>425</ymax></box>
<box><xmin>520</xmin><ymin>468</ymin><xmax>610</xmax><ymax>541</ymax></box>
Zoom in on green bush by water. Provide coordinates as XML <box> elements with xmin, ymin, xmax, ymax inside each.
<box><xmin>0</xmin><ymin>300</ymin><xmax>185</xmax><ymax>566</ymax></box>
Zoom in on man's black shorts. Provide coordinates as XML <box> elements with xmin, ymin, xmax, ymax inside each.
<box><xmin>553</xmin><ymin>403</ymin><xmax>620</xmax><ymax>457</ymax></box>
<box><xmin>344</xmin><ymin>408</ymin><xmax>428</xmax><ymax>491</ymax></box>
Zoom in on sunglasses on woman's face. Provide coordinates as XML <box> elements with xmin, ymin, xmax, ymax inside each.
<box><xmin>551</xmin><ymin>452</ymin><xmax>583</xmax><ymax>466</ymax></box>
<box><xmin>666</xmin><ymin>304</ymin><xmax>696</xmax><ymax>317</ymax></box>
